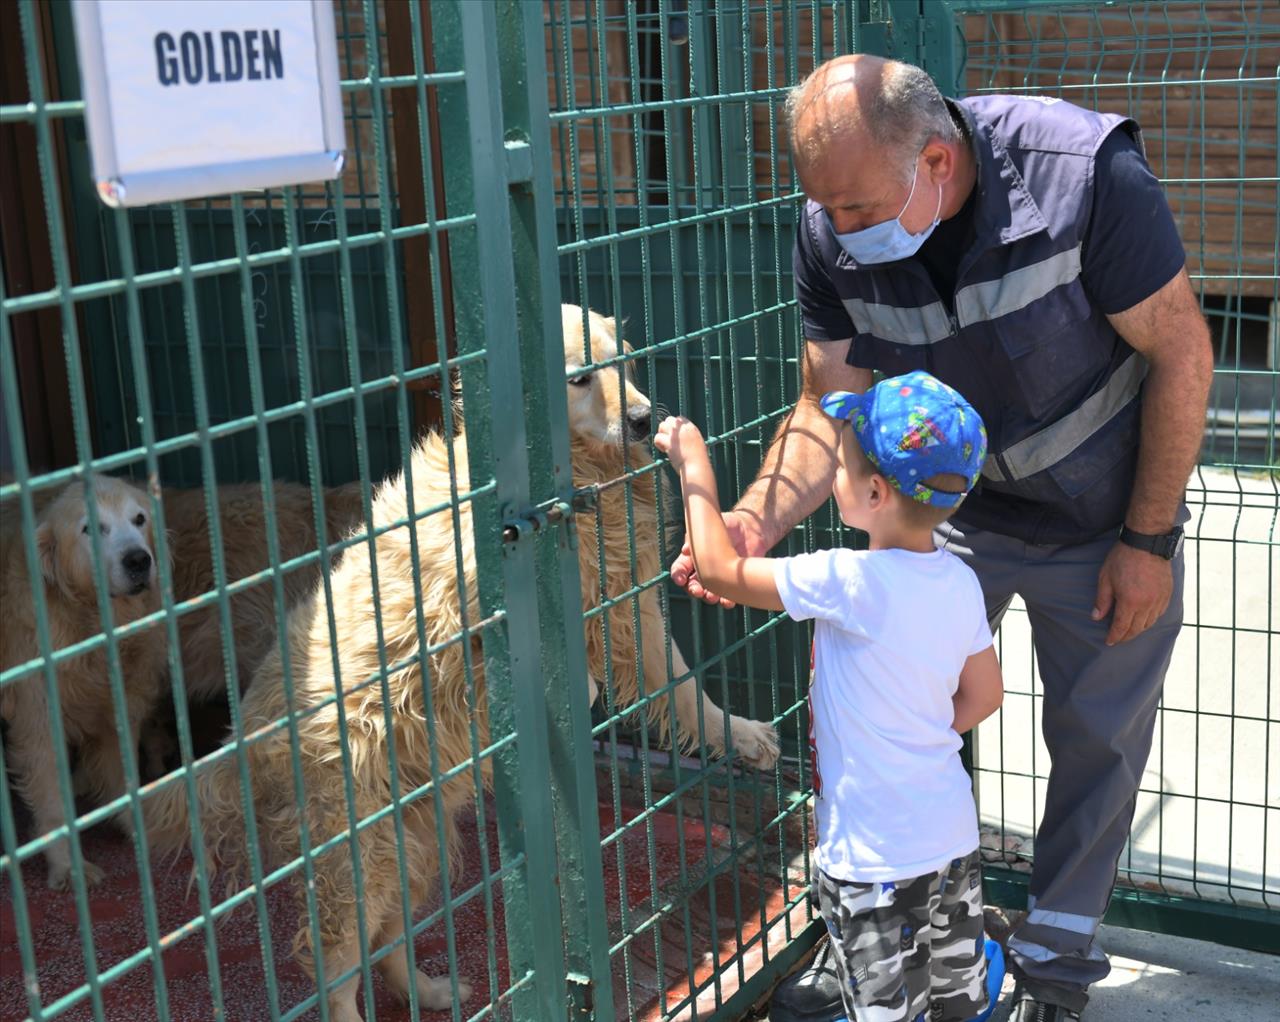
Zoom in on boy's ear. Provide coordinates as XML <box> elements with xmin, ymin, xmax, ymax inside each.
<box><xmin>867</xmin><ymin>472</ymin><xmax>888</xmax><ymax>508</ymax></box>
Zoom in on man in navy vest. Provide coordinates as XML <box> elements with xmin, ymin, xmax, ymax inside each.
<box><xmin>672</xmin><ymin>55</ymin><xmax>1213</xmax><ymax>1022</ymax></box>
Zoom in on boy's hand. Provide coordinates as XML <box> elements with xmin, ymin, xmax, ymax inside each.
<box><xmin>654</xmin><ymin>416</ymin><xmax>707</xmax><ymax>469</ymax></box>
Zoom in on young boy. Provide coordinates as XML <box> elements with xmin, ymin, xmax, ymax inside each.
<box><xmin>655</xmin><ymin>369</ymin><xmax>1004</xmax><ymax>1022</ymax></box>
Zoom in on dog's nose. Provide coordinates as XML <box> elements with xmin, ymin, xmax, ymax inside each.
<box><xmin>627</xmin><ymin>411</ymin><xmax>652</xmax><ymax>439</ymax></box>
<box><xmin>122</xmin><ymin>547</ymin><xmax>152</xmax><ymax>578</ymax></box>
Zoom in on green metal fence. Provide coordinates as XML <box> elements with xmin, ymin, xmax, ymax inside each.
<box><xmin>951</xmin><ymin>0</ymin><xmax>1279</xmax><ymax>950</ymax></box>
<box><xmin>0</xmin><ymin>1</ymin><xmax>1276</xmax><ymax>1021</ymax></box>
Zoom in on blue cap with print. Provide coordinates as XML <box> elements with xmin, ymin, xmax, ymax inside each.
<box><xmin>820</xmin><ymin>370</ymin><xmax>987</xmax><ymax>508</ymax></box>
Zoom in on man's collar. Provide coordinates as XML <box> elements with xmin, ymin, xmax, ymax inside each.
<box><xmin>947</xmin><ymin>97</ymin><xmax>1047</xmax><ymax>247</ymax></box>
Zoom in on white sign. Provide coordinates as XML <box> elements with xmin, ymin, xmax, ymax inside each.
<box><xmin>72</xmin><ymin>0</ymin><xmax>344</xmax><ymax>207</ymax></box>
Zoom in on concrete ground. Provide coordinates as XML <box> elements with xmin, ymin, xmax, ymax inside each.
<box><xmin>988</xmin><ymin>924</ymin><xmax>1280</xmax><ymax>1021</ymax></box>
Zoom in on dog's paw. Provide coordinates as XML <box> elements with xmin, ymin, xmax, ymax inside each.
<box><xmin>728</xmin><ymin>717</ymin><xmax>780</xmax><ymax>770</ymax></box>
<box><xmin>418</xmin><ymin>973</ymin><xmax>471</xmax><ymax>1009</ymax></box>
<box><xmin>47</xmin><ymin>857</ymin><xmax>105</xmax><ymax>891</ymax></box>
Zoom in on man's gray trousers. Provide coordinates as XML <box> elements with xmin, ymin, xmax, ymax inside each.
<box><xmin>935</xmin><ymin>518</ymin><xmax>1185</xmax><ymax>1011</ymax></box>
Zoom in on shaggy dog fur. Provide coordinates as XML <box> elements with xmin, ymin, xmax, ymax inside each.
<box><xmin>1</xmin><ymin>475</ymin><xmax>165</xmax><ymax>890</ymax></box>
<box><xmin>144</xmin><ymin>306</ymin><xmax>780</xmax><ymax>1021</ymax></box>
<box><xmin>142</xmin><ymin>482</ymin><xmax>367</xmax><ymax>772</ymax></box>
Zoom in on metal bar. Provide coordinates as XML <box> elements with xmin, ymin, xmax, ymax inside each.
<box><xmin>452</xmin><ymin>2</ymin><xmax>572</xmax><ymax>1017</ymax></box>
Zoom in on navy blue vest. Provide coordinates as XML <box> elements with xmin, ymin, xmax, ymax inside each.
<box><xmin>803</xmin><ymin>95</ymin><xmax>1149</xmax><ymax>545</ymax></box>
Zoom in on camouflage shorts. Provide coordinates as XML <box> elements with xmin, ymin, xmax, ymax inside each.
<box><xmin>816</xmin><ymin>850</ymin><xmax>987</xmax><ymax>1022</ymax></box>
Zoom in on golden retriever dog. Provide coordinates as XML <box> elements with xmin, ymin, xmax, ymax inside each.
<box><xmin>1</xmin><ymin>475</ymin><xmax>165</xmax><ymax>889</ymax></box>
<box><xmin>145</xmin><ymin>305</ymin><xmax>780</xmax><ymax>1020</ymax></box>
<box><xmin>142</xmin><ymin>482</ymin><xmax>367</xmax><ymax>772</ymax></box>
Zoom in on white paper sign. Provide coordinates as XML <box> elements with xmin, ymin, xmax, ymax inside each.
<box><xmin>73</xmin><ymin>0</ymin><xmax>344</xmax><ymax>207</ymax></box>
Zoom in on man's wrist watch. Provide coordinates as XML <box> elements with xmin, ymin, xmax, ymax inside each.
<box><xmin>1118</xmin><ymin>524</ymin><xmax>1184</xmax><ymax>560</ymax></box>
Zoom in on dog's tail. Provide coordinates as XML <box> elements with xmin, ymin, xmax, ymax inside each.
<box><xmin>144</xmin><ymin>751</ymin><xmax>251</xmax><ymax>875</ymax></box>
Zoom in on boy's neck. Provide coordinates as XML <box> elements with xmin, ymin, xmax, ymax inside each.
<box><xmin>866</xmin><ymin>521</ymin><xmax>939</xmax><ymax>554</ymax></box>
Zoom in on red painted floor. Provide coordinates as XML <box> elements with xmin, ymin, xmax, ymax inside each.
<box><xmin>1</xmin><ymin>793</ymin><xmax>800</xmax><ymax>1021</ymax></box>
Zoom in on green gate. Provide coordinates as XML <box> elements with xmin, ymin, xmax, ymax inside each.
<box><xmin>1</xmin><ymin>2</ymin><xmax>1277</xmax><ymax>1021</ymax></box>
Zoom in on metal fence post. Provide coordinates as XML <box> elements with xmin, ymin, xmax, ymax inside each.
<box><xmin>434</xmin><ymin>2</ymin><xmax>571</xmax><ymax>1017</ymax></box>
<box><xmin>859</xmin><ymin>0</ymin><xmax>961</xmax><ymax>94</ymax></box>
<box><xmin>492</xmin><ymin>2</ymin><xmax>620</xmax><ymax>1019</ymax></box>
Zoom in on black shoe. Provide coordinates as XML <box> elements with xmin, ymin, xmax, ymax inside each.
<box><xmin>768</xmin><ymin>937</ymin><xmax>844</xmax><ymax>1022</ymax></box>
<box><xmin>1010</xmin><ymin>988</ymin><xmax>1082</xmax><ymax>1022</ymax></box>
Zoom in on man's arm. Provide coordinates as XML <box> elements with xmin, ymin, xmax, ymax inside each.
<box><xmin>1093</xmin><ymin>266</ymin><xmax>1213</xmax><ymax>644</ymax></box>
<box><xmin>733</xmin><ymin>340</ymin><xmax>872</xmax><ymax>552</ymax></box>
<box><xmin>1108</xmin><ymin>266</ymin><xmax>1214</xmax><ymax>534</ymax></box>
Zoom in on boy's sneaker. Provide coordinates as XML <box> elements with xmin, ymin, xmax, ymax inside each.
<box><xmin>767</xmin><ymin>938</ymin><xmax>844</xmax><ymax>1022</ymax></box>
<box><xmin>1010</xmin><ymin>989</ymin><xmax>1082</xmax><ymax>1021</ymax></box>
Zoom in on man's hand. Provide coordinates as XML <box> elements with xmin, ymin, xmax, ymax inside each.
<box><xmin>1092</xmin><ymin>541</ymin><xmax>1174</xmax><ymax>646</ymax></box>
<box><xmin>670</xmin><ymin>509</ymin><xmax>763</xmax><ymax>609</ymax></box>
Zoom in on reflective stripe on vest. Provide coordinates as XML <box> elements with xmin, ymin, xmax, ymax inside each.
<box><xmin>838</xmin><ymin>243</ymin><xmax>1084</xmax><ymax>344</ymax></box>
<box><xmin>983</xmin><ymin>352</ymin><xmax>1148</xmax><ymax>483</ymax></box>
<box><xmin>840</xmin><ymin>296</ymin><xmax>953</xmax><ymax>344</ymax></box>
<box><xmin>955</xmin><ymin>244</ymin><xmax>1082</xmax><ymax>328</ymax></box>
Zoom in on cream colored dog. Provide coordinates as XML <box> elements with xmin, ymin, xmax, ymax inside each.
<box><xmin>146</xmin><ymin>305</ymin><xmax>780</xmax><ymax>1021</ymax></box>
<box><xmin>1</xmin><ymin>475</ymin><xmax>166</xmax><ymax>890</ymax></box>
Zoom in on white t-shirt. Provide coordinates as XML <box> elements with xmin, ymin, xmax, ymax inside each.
<box><xmin>775</xmin><ymin>546</ymin><xmax>993</xmax><ymax>883</ymax></box>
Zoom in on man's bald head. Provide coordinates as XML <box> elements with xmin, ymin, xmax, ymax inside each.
<box><xmin>786</xmin><ymin>55</ymin><xmax>959</xmax><ymax>183</ymax></box>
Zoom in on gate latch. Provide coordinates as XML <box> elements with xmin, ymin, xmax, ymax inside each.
<box><xmin>501</xmin><ymin>487</ymin><xmax>597</xmax><ymax>545</ymax></box>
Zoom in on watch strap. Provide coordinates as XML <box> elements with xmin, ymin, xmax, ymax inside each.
<box><xmin>1118</xmin><ymin>524</ymin><xmax>1183</xmax><ymax>560</ymax></box>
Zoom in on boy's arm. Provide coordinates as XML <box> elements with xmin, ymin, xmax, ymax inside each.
<box><xmin>952</xmin><ymin>645</ymin><xmax>1003</xmax><ymax>734</ymax></box>
<box><xmin>681</xmin><ymin>453</ymin><xmax>785</xmax><ymax>611</ymax></box>
<box><xmin>658</xmin><ymin>418</ymin><xmax>784</xmax><ymax>612</ymax></box>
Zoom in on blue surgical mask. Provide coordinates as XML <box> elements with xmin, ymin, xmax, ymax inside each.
<box><xmin>827</xmin><ymin>157</ymin><xmax>943</xmax><ymax>264</ymax></box>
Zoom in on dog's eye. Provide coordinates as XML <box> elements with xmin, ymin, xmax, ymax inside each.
<box><xmin>569</xmin><ymin>372</ymin><xmax>594</xmax><ymax>388</ymax></box>
<box><xmin>81</xmin><ymin>523</ymin><xmax>89</xmax><ymax>535</ymax></box>
<box><xmin>133</xmin><ymin>513</ymin><xmax>146</xmax><ymax>527</ymax></box>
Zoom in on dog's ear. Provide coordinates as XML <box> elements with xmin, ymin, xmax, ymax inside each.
<box><xmin>608</xmin><ymin>315</ymin><xmax>636</xmax><ymax>355</ymax></box>
<box><xmin>35</xmin><ymin>520</ymin><xmax>58</xmax><ymax>585</ymax></box>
